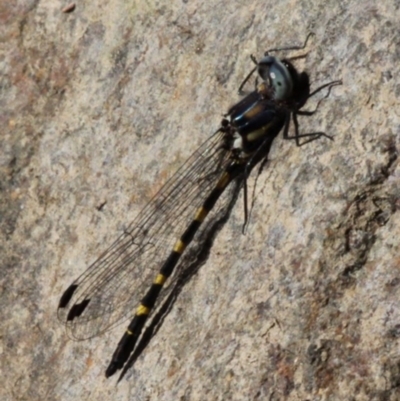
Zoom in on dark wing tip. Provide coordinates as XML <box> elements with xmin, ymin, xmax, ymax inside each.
<box><xmin>58</xmin><ymin>284</ymin><xmax>78</xmax><ymax>309</ymax></box>
<box><xmin>66</xmin><ymin>299</ymin><xmax>91</xmax><ymax>321</ymax></box>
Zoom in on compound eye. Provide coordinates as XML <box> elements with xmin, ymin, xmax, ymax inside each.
<box><xmin>258</xmin><ymin>56</ymin><xmax>293</xmax><ymax>100</ymax></box>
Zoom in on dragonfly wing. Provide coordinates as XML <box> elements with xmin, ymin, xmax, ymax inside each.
<box><xmin>58</xmin><ymin>130</ymin><xmax>234</xmax><ymax>340</ymax></box>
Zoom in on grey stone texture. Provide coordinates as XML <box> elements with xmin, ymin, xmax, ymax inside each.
<box><xmin>1</xmin><ymin>0</ymin><xmax>399</xmax><ymax>400</ymax></box>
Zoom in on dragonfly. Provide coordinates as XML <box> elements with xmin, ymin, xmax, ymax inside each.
<box><xmin>58</xmin><ymin>34</ymin><xmax>341</xmax><ymax>380</ymax></box>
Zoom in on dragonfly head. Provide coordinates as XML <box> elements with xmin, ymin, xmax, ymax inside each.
<box><xmin>258</xmin><ymin>56</ymin><xmax>294</xmax><ymax>100</ymax></box>
<box><xmin>257</xmin><ymin>56</ymin><xmax>311</xmax><ymax>108</ymax></box>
